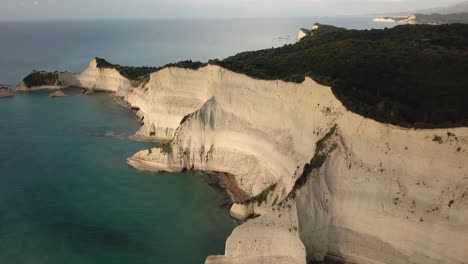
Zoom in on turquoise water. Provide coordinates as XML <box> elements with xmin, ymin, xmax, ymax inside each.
<box><xmin>0</xmin><ymin>91</ymin><xmax>235</xmax><ymax>264</ymax></box>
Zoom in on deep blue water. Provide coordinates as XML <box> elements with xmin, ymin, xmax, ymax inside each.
<box><xmin>0</xmin><ymin>18</ymin><xmax>396</xmax><ymax>263</ymax></box>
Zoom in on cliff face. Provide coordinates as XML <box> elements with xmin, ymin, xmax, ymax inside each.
<box><xmin>74</xmin><ymin>59</ymin><xmax>132</xmax><ymax>95</ymax></box>
<box><xmin>124</xmin><ymin>64</ymin><xmax>468</xmax><ymax>264</ymax></box>
<box><xmin>126</xmin><ymin>66</ymin><xmax>344</xmax><ymax>200</ymax></box>
<box><xmin>19</xmin><ymin>59</ymin><xmax>468</xmax><ymax>264</ymax></box>
<box><xmin>296</xmin><ymin>117</ymin><xmax>468</xmax><ymax>264</ymax></box>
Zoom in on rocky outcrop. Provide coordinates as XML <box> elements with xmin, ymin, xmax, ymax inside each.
<box><xmin>296</xmin><ymin>28</ymin><xmax>310</xmax><ymax>41</ymax></box>
<box><xmin>20</xmin><ymin>59</ymin><xmax>468</xmax><ymax>264</ymax></box>
<box><xmin>74</xmin><ymin>59</ymin><xmax>132</xmax><ymax>96</ymax></box>
<box><xmin>373</xmin><ymin>17</ymin><xmax>397</xmax><ymax>23</ymax></box>
<box><xmin>49</xmin><ymin>90</ymin><xmax>66</xmax><ymax>97</ymax></box>
<box><xmin>373</xmin><ymin>15</ymin><xmax>417</xmax><ymax>25</ymax></box>
<box><xmin>296</xmin><ymin>24</ymin><xmax>320</xmax><ymax>41</ymax></box>
<box><xmin>16</xmin><ymin>58</ymin><xmax>131</xmax><ymax>95</ymax></box>
<box><xmin>0</xmin><ymin>87</ymin><xmax>15</xmax><ymax>97</ymax></box>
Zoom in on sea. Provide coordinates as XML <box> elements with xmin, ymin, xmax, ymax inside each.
<box><xmin>0</xmin><ymin>17</ymin><xmax>395</xmax><ymax>264</ymax></box>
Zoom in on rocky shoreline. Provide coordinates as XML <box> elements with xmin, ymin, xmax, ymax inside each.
<box><xmin>0</xmin><ymin>87</ymin><xmax>15</xmax><ymax>97</ymax></box>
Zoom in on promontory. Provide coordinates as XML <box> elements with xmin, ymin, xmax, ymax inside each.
<box><xmin>17</xmin><ymin>24</ymin><xmax>468</xmax><ymax>264</ymax></box>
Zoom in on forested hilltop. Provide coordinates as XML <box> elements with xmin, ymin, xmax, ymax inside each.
<box><xmin>212</xmin><ymin>24</ymin><xmax>468</xmax><ymax>128</ymax></box>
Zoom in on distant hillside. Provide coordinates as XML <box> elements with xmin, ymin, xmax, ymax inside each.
<box><xmin>376</xmin><ymin>1</ymin><xmax>468</xmax><ymax>16</ymax></box>
<box><xmin>374</xmin><ymin>12</ymin><xmax>468</xmax><ymax>25</ymax></box>
<box><xmin>415</xmin><ymin>12</ymin><xmax>468</xmax><ymax>24</ymax></box>
<box><xmin>415</xmin><ymin>1</ymin><xmax>468</xmax><ymax>14</ymax></box>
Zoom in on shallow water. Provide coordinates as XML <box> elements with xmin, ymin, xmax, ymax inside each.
<box><xmin>0</xmin><ymin>92</ymin><xmax>235</xmax><ymax>264</ymax></box>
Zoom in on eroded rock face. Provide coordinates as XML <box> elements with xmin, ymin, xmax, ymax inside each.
<box><xmin>295</xmin><ymin>121</ymin><xmax>468</xmax><ymax>264</ymax></box>
<box><xmin>18</xmin><ymin>59</ymin><xmax>468</xmax><ymax>264</ymax></box>
<box><xmin>75</xmin><ymin>59</ymin><xmax>132</xmax><ymax>95</ymax></box>
<box><xmin>296</xmin><ymin>29</ymin><xmax>309</xmax><ymax>41</ymax></box>
<box><xmin>123</xmin><ymin>65</ymin><xmax>468</xmax><ymax>264</ymax></box>
<box><xmin>126</xmin><ymin>66</ymin><xmax>343</xmax><ymax>202</ymax></box>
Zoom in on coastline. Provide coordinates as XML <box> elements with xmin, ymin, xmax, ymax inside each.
<box><xmin>15</xmin><ymin>57</ymin><xmax>468</xmax><ymax>264</ymax></box>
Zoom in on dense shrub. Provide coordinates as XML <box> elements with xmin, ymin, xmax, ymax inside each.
<box><xmin>95</xmin><ymin>57</ymin><xmax>206</xmax><ymax>81</ymax></box>
<box><xmin>22</xmin><ymin>71</ymin><xmax>61</xmax><ymax>88</ymax></box>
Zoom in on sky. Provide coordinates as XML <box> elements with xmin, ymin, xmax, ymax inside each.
<box><xmin>0</xmin><ymin>0</ymin><xmax>463</xmax><ymax>20</ymax></box>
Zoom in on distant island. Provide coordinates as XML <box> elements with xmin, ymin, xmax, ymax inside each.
<box><xmin>373</xmin><ymin>1</ymin><xmax>468</xmax><ymax>25</ymax></box>
<box><xmin>374</xmin><ymin>12</ymin><xmax>468</xmax><ymax>25</ymax></box>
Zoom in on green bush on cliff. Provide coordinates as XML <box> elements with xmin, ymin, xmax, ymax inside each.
<box><xmin>246</xmin><ymin>183</ymin><xmax>278</xmax><ymax>205</ymax></box>
<box><xmin>211</xmin><ymin>24</ymin><xmax>468</xmax><ymax>127</ymax></box>
<box><xmin>95</xmin><ymin>57</ymin><xmax>206</xmax><ymax>81</ymax></box>
<box><xmin>160</xmin><ymin>141</ymin><xmax>173</xmax><ymax>155</ymax></box>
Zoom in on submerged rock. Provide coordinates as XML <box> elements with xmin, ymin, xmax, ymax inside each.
<box><xmin>84</xmin><ymin>89</ymin><xmax>94</xmax><ymax>95</ymax></box>
<box><xmin>49</xmin><ymin>90</ymin><xmax>66</xmax><ymax>98</ymax></box>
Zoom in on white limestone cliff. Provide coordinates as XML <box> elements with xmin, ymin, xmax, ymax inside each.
<box><xmin>74</xmin><ymin>59</ymin><xmax>132</xmax><ymax>95</ymax></box>
<box><xmin>19</xmin><ymin>59</ymin><xmax>468</xmax><ymax>264</ymax></box>
<box><xmin>297</xmin><ymin>24</ymin><xmax>319</xmax><ymax>42</ymax></box>
<box><xmin>296</xmin><ymin>29</ymin><xmax>309</xmax><ymax>41</ymax></box>
<box><xmin>373</xmin><ymin>18</ymin><xmax>396</xmax><ymax>23</ymax></box>
<box><xmin>124</xmin><ymin>65</ymin><xmax>468</xmax><ymax>264</ymax></box>
<box><xmin>373</xmin><ymin>15</ymin><xmax>417</xmax><ymax>25</ymax></box>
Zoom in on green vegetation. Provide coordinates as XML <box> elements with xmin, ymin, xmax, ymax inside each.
<box><xmin>95</xmin><ymin>57</ymin><xmax>206</xmax><ymax>81</ymax></box>
<box><xmin>160</xmin><ymin>141</ymin><xmax>173</xmax><ymax>155</ymax></box>
<box><xmin>22</xmin><ymin>71</ymin><xmax>62</xmax><ymax>88</ymax></box>
<box><xmin>290</xmin><ymin>125</ymin><xmax>338</xmax><ymax>197</ymax></box>
<box><xmin>245</xmin><ymin>183</ymin><xmax>277</xmax><ymax>205</ymax></box>
<box><xmin>211</xmin><ymin>24</ymin><xmax>468</xmax><ymax>127</ymax></box>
